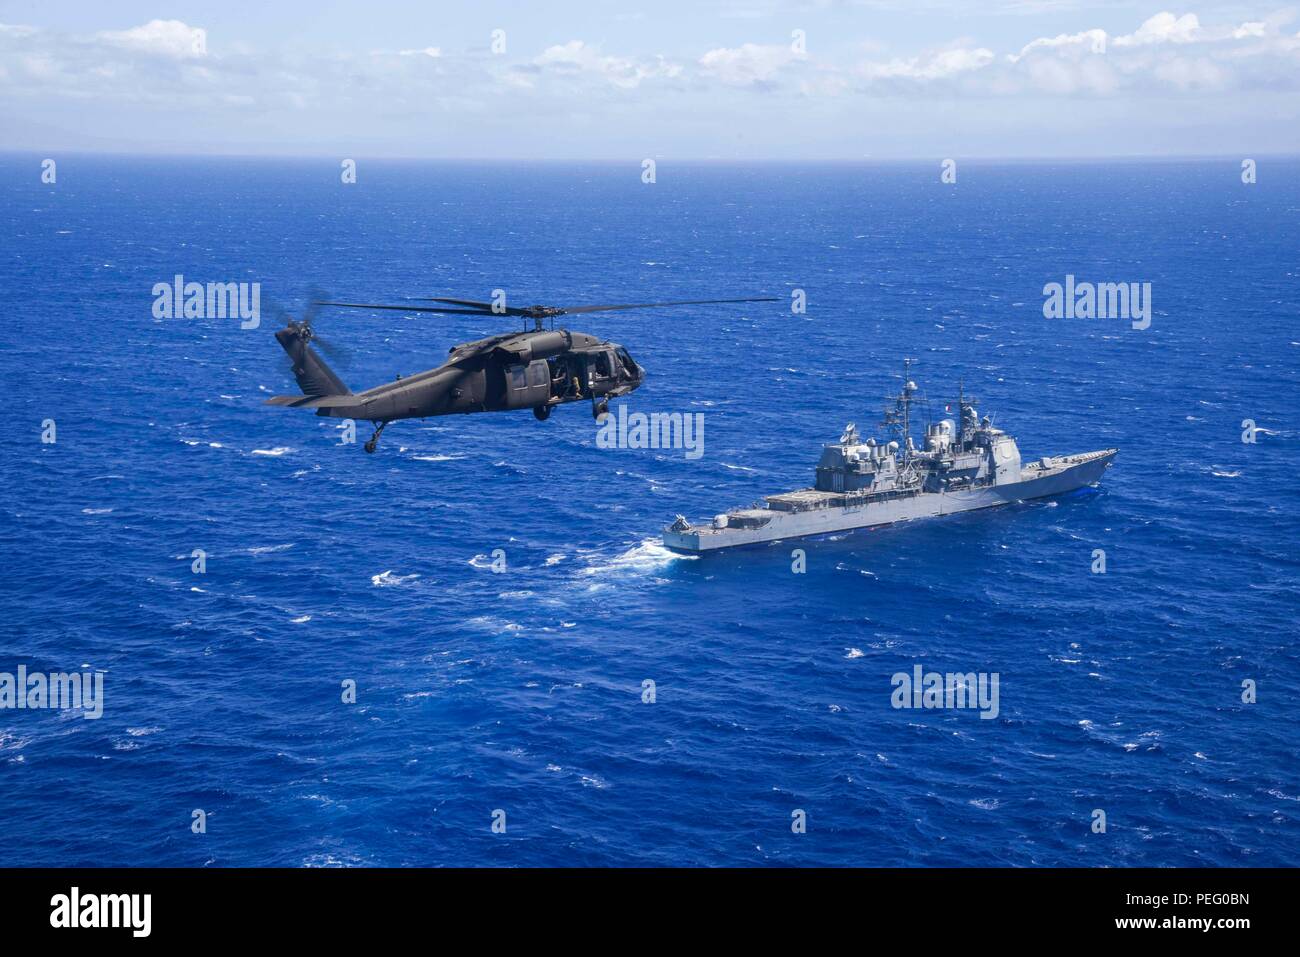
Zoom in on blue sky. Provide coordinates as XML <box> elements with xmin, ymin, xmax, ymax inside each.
<box><xmin>2</xmin><ymin>1</ymin><xmax>1297</xmax><ymax>158</ymax></box>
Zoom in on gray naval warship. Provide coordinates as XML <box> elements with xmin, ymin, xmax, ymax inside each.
<box><xmin>663</xmin><ymin>361</ymin><xmax>1117</xmax><ymax>553</ymax></box>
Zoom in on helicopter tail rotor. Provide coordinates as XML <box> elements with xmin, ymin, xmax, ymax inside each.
<box><xmin>273</xmin><ymin>289</ymin><xmax>352</xmax><ymax>398</ymax></box>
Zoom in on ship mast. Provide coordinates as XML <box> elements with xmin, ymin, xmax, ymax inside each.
<box><xmin>902</xmin><ymin>357</ymin><xmax>912</xmax><ymax>445</ymax></box>
<box><xmin>957</xmin><ymin>377</ymin><xmax>964</xmax><ymax>449</ymax></box>
<box><xmin>955</xmin><ymin>377</ymin><xmax>979</xmax><ymax>451</ymax></box>
<box><xmin>882</xmin><ymin>357</ymin><xmax>917</xmax><ymax>462</ymax></box>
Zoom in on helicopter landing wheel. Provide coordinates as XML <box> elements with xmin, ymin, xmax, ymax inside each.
<box><xmin>592</xmin><ymin>399</ymin><xmax>609</xmax><ymax>420</ymax></box>
<box><xmin>533</xmin><ymin>405</ymin><xmax>551</xmax><ymax>422</ymax></box>
<box><xmin>364</xmin><ymin>420</ymin><xmax>388</xmax><ymax>453</ymax></box>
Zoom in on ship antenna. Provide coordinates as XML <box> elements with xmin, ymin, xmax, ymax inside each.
<box><xmin>901</xmin><ymin>357</ymin><xmax>914</xmax><ymax>458</ymax></box>
<box><xmin>902</xmin><ymin>358</ymin><xmax>910</xmax><ymax>444</ymax></box>
<box><xmin>957</xmin><ymin>376</ymin><xmax>965</xmax><ymax>448</ymax></box>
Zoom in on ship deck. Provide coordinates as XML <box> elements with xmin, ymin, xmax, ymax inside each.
<box><xmin>764</xmin><ymin>488</ymin><xmax>838</xmax><ymax>510</ymax></box>
<box><xmin>1022</xmin><ymin>448</ymin><xmax>1118</xmax><ymax>479</ymax></box>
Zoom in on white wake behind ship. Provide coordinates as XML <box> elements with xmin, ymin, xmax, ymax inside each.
<box><xmin>663</xmin><ymin>362</ymin><xmax>1117</xmax><ymax>553</ymax></box>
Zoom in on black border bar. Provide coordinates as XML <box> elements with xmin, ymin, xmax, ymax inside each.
<box><xmin>0</xmin><ymin>867</ymin><xmax>1278</xmax><ymax>942</ymax></box>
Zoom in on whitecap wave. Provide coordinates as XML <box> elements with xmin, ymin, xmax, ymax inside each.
<box><xmin>251</xmin><ymin>446</ymin><xmax>292</xmax><ymax>456</ymax></box>
<box><xmin>371</xmin><ymin>570</ymin><xmax>419</xmax><ymax>587</ymax></box>
<box><xmin>249</xmin><ymin>543</ymin><xmax>295</xmax><ymax>555</ymax></box>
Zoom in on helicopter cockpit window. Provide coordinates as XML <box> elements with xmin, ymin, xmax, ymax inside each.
<box><xmin>615</xmin><ymin>346</ymin><xmax>636</xmax><ymax>374</ymax></box>
<box><xmin>594</xmin><ymin>351</ymin><xmax>612</xmax><ymax>378</ymax></box>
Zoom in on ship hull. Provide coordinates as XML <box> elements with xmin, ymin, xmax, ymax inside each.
<box><xmin>663</xmin><ymin>449</ymin><xmax>1116</xmax><ymax>553</ymax></box>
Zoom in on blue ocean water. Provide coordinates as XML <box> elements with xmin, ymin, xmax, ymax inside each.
<box><xmin>0</xmin><ymin>155</ymin><xmax>1297</xmax><ymax>867</ymax></box>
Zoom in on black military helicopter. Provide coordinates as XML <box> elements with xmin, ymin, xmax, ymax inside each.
<box><xmin>266</xmin><ymin>295</ymin><xmax>777</xmax><ymax>452</ymax></box>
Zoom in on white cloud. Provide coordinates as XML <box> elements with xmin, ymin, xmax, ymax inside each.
<box><xmin>861</xmin><ymin>46</ymin><xmax>995</xmax><ymax>81</ymax></box>
<box><xmin>0</xmin><ymin>12</ymin><xmax>1297</xmax><ymax>157</ymax></box>
<box><xmin>535</xmin><ymin>40</ymin><xmax>680</xmax><ymax>89</ymax></box>
<box><xmin>1152</xmin><ymin>55</ymin><xmax>1229</xmax><ymax>89</ymax></box>
<box><xmin>1009</xmin><ymin>28</ymin><xmax>1107</xmax><ymax>62</ymax></box>
<box><xmin>698</xmin><ymin>43</ymin><xmax>800</xmax><ymax>86</ymax></box>
<box><xmin>4</xmin><ymin>12</ymin><xmax>1296</xmax><ymax>110</ymax></box>
<box><xmin>98</xmin><ymin>19</ymin><xmax>207</xmax><ymax>59</ymax></box>
<box><xmin>954</xmin><ymin>10</ymin><xmax>1297</xmax><ymax>97</ymax></box>
<box><xmin>1113</xmin><ymin>12</ymin><xmax>1200</xmax><ymax>48</ymax></box>
<box><xmin>1022</xmin><ymin>51</ymin><xmax>1120</xmax><ymax>95</ymax></box>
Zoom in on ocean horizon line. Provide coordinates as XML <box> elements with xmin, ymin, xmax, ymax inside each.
<box><xmin>2</xmin><ymin>149</ymin><xmax>1297</xmax><ymax>166</ymax></box>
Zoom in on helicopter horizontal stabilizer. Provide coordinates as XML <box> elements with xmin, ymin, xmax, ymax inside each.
<box><xmin>262</xmin><ymin>392</ymin><xmax>369</xmax><ymax>416</ymax></box>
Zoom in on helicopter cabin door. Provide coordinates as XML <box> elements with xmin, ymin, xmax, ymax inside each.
<box><xmin>505</xmin><ymin>359</ymin><xmax>551</xmax><ymax>409</ymax></box>
<box><xmin>588</xmin><ymin>347</ymin><xmax>617</xmax><ymax>396</ymax></box>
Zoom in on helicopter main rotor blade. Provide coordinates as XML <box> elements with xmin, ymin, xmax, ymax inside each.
<box><xmin>313</xmin><ymin>301</ymin><xmax>496</xmax><ymax>316</ymax></box>
<box><xmin>315</xmin><ymin>295</ymin><xmax>780</xmax><ymax>319</ymax></box>
<box><xmin>312</xmin><ymin>334</ymin><xmax>353</xmax><ymax>365</ymax></box>
<box><xmin>419</xmin><ymin>297</ymin><xmax>531</xmax><ymax>316</ymax></box>
<box><xmin>300</xmin><ymin>285</ymin><xmax>336</xmax><ymax>327</ymax></box>
<box><xmin>554</xmin><ymin>297</ymin><xmax>780</xmax><ymax>315</ymax></box>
